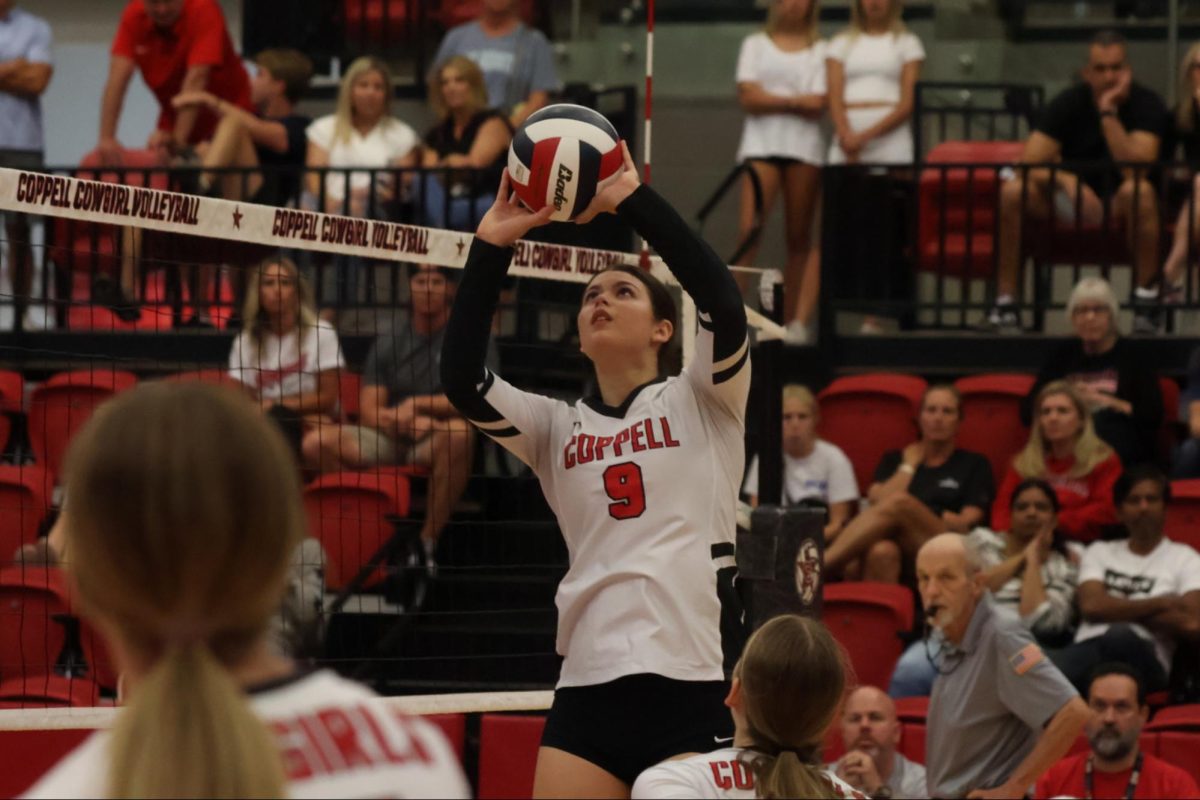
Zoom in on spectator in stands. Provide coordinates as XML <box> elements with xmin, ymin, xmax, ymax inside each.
<box><xmin>733</xmin><ymin>0</ymin><xmax>827</xmax><ymax>344</ymax></box>
<box><xmin>1173</xmin><ymin>344</ymin><xmax>1200</xmax><ymax>478</ymax></box>
<box><xmin>823</xmin><ymin>385</ymin><xmax>994</xmax><ymax>584</ymax></box>
<box><xmin>1161</xmin><ymin>42</ymin><xmax>1200</xmax><ymax>301</ymax></box>
<box><xmin>991</xmin><ymin>31</ymin><xmax>1168</xmax><ymax>333</ymax></box>
<box><xmin>0</xmin><ymin>0</ymin><xmax>52</xmax><ymax>330</ymax></box>
<box><xmin>631</xmin><ymin>615</ymin><xmax>864</xmax><ymax>799</ymax></box>
<box><xmin>918</xmin><ymin>533</ymin><xmax>1088</xmax><ymax>799</ymax></box>
<box><xmin>229</xmin><ymin>255</ymin><xmax>344</xmax><ymax>459</ymax></box>
<box><xmin>1046</xmin><ymin>466</ymin><xmax>1200</xmax><ymax>694</ymax></box>
<box><xmin>430</xmin><ymin>0</ymin><xmax>561</xmax><ymax>129</ymax></box>
<box><xmin>420</xmin><ymin>55</ymin><xmax>513</xmax><ymax>231</ymax></box>
<box><xmin>305</xmin><ymin>56</ymin><xmax>420</xmax><ymax>218</ymax></box>
<box><xmin>97</xmin><ymin>0</ymin><xmax>252</xmax><ymax>167</ymax></box>
<box><xmin>828</xmin><ymin>686</ymin><xmax>928</xmax><ymax>798</ymax></box>
<box><xmin>171</xmin><ymin>48</ymin><xmax>313</xmax><ymax>207</ymax></box>
<box><xmin>826</xmin><ymin>0</ymin><xmax>924</xmax><ymax>166</ymax></box>
<box><xmin>1035</xmin><ymin>662</ymin><xmax>1200</xmax><ymax>799</ymax></box>
<box><xmin>23</xmin><ymin>383</ymin><xmax>469</xmax><ymax>797</ymax></box>
<box><xmin>302</xmin><ymin>266</ymin><xmax>490</xmax><ymax>569</ymax></box>
<box><xmin>1023</xmin><ymin>276</ymin><xmax>1163</xmax><ymax>467</ymax></box>
<box><xmin>743</xmin><ymin>384</ymin><xmax>858</xmax><ymax>542</ymax></box>
<box><xmin>994</xmin><ymin>381</ymin><xmax>1123</xmax><ymax>544</ymax></box>
<box><xmin>890</xmin><ymin>478</ymin><xmax>1079</xmax><ymax>698</ymax></box>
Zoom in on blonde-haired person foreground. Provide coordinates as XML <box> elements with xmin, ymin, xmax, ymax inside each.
<box><xmin>23</xmin><ymin>383</ymin><xmax>469</xmax><ymax>799</ymax></box>
<box><xmin>632</xmin><ymin>614</ymin><xmax>865</xmax><ymax>799</ymax></box>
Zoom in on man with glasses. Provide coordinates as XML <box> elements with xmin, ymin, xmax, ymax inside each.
<box><xmin>1035</xmin><ymin>663</ymin><xmax>1199</xmax><ymax>799</ymax></box>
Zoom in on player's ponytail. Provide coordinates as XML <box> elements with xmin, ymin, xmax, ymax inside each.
<box><xmin>108</xmin><ymin>643</ymin><xmax>285</xmax><ymax>797</ymax></box>
<box><xmin>62</xmin><ymin>382</ymin><xmax>306</xmax><ymax>798</ymax></box>
<box><xmin>734</xmin><ymin>615</ymin><xmax>850</xmax><ymax>800</ymax></box>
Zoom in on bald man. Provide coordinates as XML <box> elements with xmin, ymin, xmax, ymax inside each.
<box><xmin>919</xmin><ymin>533</ymin><xmax>1088</xmax><ymax>799</ymax></box>
<box><xmin>828</xmin><ymin>686</ymin><xmax>927</xmax><ymax>799</ymax></box>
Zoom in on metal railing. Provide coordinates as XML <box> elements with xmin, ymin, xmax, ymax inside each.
<box><xmin>914</xmin><ymin>81</ymin><xmax>1044</xmax><ymax>160</ymax></box>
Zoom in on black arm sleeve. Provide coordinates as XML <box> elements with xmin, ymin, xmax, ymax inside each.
<box><xmin>440</xmin><ymin>238</ymin><xmax>512</xmax><ymax>420</ymax></box>
<box><xmin>616</xmin><ymin>184</ymin><xmax>747</xmax><ymax>360</ymax></box>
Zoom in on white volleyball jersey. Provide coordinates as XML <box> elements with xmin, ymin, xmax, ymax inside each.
<box><xmin>23</xmin><ymin>670</ymin><xmax>470</xmax><ymax>799</ymax></box>
<box><xmin>632</xmin><ymin>747</ymin><xmax>868</xmax><ymax>799</ymax></box>
<box><xmin>468</xmin><ymin>317</ymin><xmax>750</xmax><ymax>687</ymax></box>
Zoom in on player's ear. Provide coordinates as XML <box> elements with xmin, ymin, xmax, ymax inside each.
<box><xmin>651</xmin><ymin>318</ymin><xmax>673</xmax><ymax>346</ymax></box>
<box><xmin>724</xmin><ymin>677</ymin><xmax>742</xmax><ymax>711</ymax></box>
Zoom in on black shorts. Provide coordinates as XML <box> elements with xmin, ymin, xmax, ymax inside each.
<box><xmin>540</xmin><ymin>673</ymin><xmax>733</xmax><ymax>786</ymax></box>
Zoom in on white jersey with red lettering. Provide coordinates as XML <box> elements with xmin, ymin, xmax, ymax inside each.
<box><xmin>22</xmin><ymin>670</ymin><xmax>470</xmax><ymax>799</ymax></box>
<box><xmin>631</xmin><ymin>747</ymin><xmax>868</xmax><ymax>799</ymax></box>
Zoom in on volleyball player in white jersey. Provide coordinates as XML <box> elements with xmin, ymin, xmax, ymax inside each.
<box><xmin>441</xmin><ymin>144</ymin><xmax>751</xmax><ymax>797</ymax></box>
<box><xmin>23</xmin><ymin>383</ymin><xmax>468</xmax><ymax>799</ymax></box>
<box><xmin>631</xmin><ymin>615</ymin><xmax>866</xmax><ymax>800</ymax></box>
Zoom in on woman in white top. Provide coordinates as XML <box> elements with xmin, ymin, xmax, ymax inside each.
<box><xmin>306</xmin><ymin>56</ymin><xmax>420</xmax><ymax>217</ymax></box>
<box><xmin>826</xmin><ymin>0</ymin><xmax>925</xmax><ymax>165</ymax></box>
<box><xmin>632</xmin><ymin>614</ymin><xmax>866</xmax><ymax>799</ymax></box>
<box><xmin>229</xmin><ymin>255</ymin><xmax>344</xmax><ymax>461</ymax></box>
<box><xmin>24</xmin><ymin>382</ymin><xmax>469</xmax><ymax>798</ymax></box>
<box><xmin>743</xmin><ymin>384</ymin><xmax>859</xmax><ymax>541</ymax></box>
<box><xmin>734</xmin><ymin>0</ymin><xmax>828</xmax><ymax>343</ymax></box>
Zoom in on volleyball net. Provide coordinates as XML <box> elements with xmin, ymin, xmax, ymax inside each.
<box><xmin>0</xmin><ymin>164</ymin><xmax>786</xmax><ymax>716</ymax></box>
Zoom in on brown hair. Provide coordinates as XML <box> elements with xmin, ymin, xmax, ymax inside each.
<box><xmin>848</xmin><ymin>0</ymin><xmax>906</xmax><ymax>35</ymax></box>
<box><xmin>584</xmin><ymin>265</ymin><xmax>680</xmax><ymax>376</ymax></box>
<box><xmin>766</xmin><ymin>0</ymin><xmax>820</xmax><ymax>46</ymax></box>
<box><xmin>62</xmin><ymin>383</ymin><xmax>305</xmax><ymax>797</ymax></box>
<box><xmin>1175</xmin><ymin>42</ymin><xmax>1200</xmax><ymax>134</ymax></box>
<box><xmin>1014</xmin><ymin>380</ymin><xmax>1113</xmax><ymax>479</ymax></box>
<box><xmin>333</xmin><ymin>56</ymin><xmax>395</xmax><ymax>146</ymax></box>
<box><xmin>736</xmin><ymin>615</ymin><xmax>849</xmax><ymax>799</ymax></box>
<box><xmin>241</xmin><ymin>254</ymin><xmax>318</xmax><ymax>354</ymax></box>
<box><xmin>255</xmin><ymin>48</ymin><xmax>314</xmax><ymax>105</ymax></box>
<box><xmin>428</xmin><ymin>55</ymin><xmax>490</xmax><ymax>121</ymax></box>
<box><xmin>921</xmin><ymin>383</ymin><xmax>962</xmax><ymax>418</ymax></box>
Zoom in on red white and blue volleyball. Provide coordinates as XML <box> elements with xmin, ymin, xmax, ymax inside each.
<box><xmin>508</xmin><ymin>103</ymin><xmax>624</xmax><ymax>222</ymax></box>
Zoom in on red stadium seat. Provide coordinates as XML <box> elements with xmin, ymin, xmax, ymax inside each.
<box><xmin>343</xmin><ymin>0</ymin><xmax>410</xmax><ymax>45</ymax></box>
<box><xmin>1165</xmin><ymin>480</ymin><xmax>1200</xmax><ymax>553</ymax></box>
<box><xmin>303</xmin><ymin>471</ymin><xmax>413</xmax><ymax>591</ymax></box>
<box><xmin>1147</xmin><ymin>703</ymin><xmax>1200</xmax><ymax>731</ymax></box>
<box><xmin>0</xmin><ymin>466</ymin><xmax>52</xmax><ymax>565</ymax></box>
<box><xmin>954</xmin><ymin>373</ymin><xmax>1035</xmax><ymax>483</ymax></box>
<box><xmin>422</xmin><ymin>713</ymin><xmax>466</xmax><ymax>762</ymax></box>
<box><xmin>478</xmin><ymin>714</ymin><xmax>546</xmax><ymax>800</ymax></box>
<box><xmin>823</xmin><ymin>697</ymin><xmax>927</xmax><ymax>765</ymax></box>
<box><xmin>0</xmin><ymin>370</ymin><xmax>24</xmax><ymax>456</ymax></box>
<box><xmin>28</xmin><ymin>370</ymin><xmax>138</xmax><ymax>482</ymax></box>
<box><xmin>0</xmin><ymin>673</ymin><xmax>102</xmax><ymax>708</ymax></box>
<box><xmin>67</xmin><ymin>304</ymin><xmax>174</xmax><ymax>332</ymax></box>
<box><xmin>338</xmin><ymin>371</ymin><xmax>362</xmax><ymax>422</ymax></box>
<box><xmin>438</xmin><ymin>0</ymin><xmax>536</xmax><ymax>27</ymax></box>
<box><xmin>0</xmin><ymin>567</ymin><xmax>70</xmax><ymax>680</ymax></box>
<box><xmin>1160</xmin><ymin>376</ymin><xmax>1182</xmax><ymax>461</ymax></box>
<box><xmin>1152</xmin><ymin>731</ymin><xmax>1200</xmax><ymax>785</ymax></box>
<box><xmin>917</xmin><ymin>141</ymin><xmax>1024</xmax><ymax>278</ymax></box>
<box><xmin>893</xmin><ymin>695</ymin><xmax>928</xmax><ymax>723</ymax></box>
<box><xmin>822</xmin><ymin>583</ymin><xmax>915</xmax><ymax>691</ymax></box>
<box><xmin>817</xmin><ymin>374</ymin><xmax>927</xmax><ymax>493</ymax></box>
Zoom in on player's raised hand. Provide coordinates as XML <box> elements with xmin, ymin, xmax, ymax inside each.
<box><xmin>574</xmin><ymin>141</ymin><xmax>641</xmax><ymax>225</ymax></box>
<box><xmin>475</xmin><ymin>170</ymin><xmax>555</xmax><ymax>248</ymax></box>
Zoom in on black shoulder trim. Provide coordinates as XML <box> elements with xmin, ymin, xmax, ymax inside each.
<box><xmin>711</xmin><ymin>542</ymin><xmax>736</xmax><ymax>559</ymax></box>
<box><xmin>583</xmin><ymin>375</ymin><xmax>668</xmax><ymax>419</ymax></box>
<box><xmin>712</xmin><ymin>345</ymin><xmax>750</xmax><ymax>386</ymax></box>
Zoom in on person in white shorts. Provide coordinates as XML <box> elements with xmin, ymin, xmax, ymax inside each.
<box><xmin>631</xmin><ymin>614</ymin><xmax>867</xmax><ymax>799</ymax></box>
<box><xmin>23</xmin><ymin>383</ymin><xmax>468</xmax><ymax>799</ymax></box>
<box><xmin>733</xmin><ymin>0</ymin><xmax>828</xmax><ymax>343</ymax></box>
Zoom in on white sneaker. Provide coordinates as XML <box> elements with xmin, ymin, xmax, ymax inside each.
<box><xmin>758</xmin><ymin>268</ymin><xmax>784</xmax><ymax>312</ymax></box>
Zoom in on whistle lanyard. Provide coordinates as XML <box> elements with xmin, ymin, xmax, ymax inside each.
<box><xmin>1084</xmin><ymin>752</ymin><xmax>1142</xmax><ymax>800</ymax></box>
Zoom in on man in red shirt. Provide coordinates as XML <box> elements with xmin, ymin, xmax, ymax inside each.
<box><xmin>1035</xmin><ymin>663</ymin><xmax>1199</xmax><ymax>799</ymax></box>
<box><xmin>96</xmin><ymin>0</ymin><xmax>251</xmax><ymax>165</ymax></box>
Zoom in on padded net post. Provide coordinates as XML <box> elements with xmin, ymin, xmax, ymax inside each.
<box><xmin>737</xmin><ymin>506</ymin><xmax>825</xmax><ymax>631</ymax></box>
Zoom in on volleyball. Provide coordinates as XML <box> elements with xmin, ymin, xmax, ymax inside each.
<box><xmin>507</xmin><ymin>103</ymin><xmax>625</xmax><ymax>221</ymax></box>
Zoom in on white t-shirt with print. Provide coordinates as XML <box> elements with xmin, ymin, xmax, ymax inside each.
<box><xmin>826</xmin><ymin>31</ymin><xmax>925</xmax><ymax>105</ymax></box>
<box><xmin>306</xmin><ymin>115</ymin><xmax>420</xmax><ymax>201</ymax></box>
<box><xmin>1075</xmin><ymin>537</ymin><xmax>1200</xmax><ymax>670</ymax></box>
<box><xmin>23</xmin><ymin>670</ymin><xmax>471</xmax><ymax>799</ymax></box>
<box><xmin>742</xmin><ymin>439</ymin><xmax>859</xmax><ymax>506</ymax></box>
<box><xmin>229</xmin><ymin>321</ymin><xmax>345</xmax><ymax>402</ymax></box>
<box><xmin>632</xmin><ymin>747</ymin><xmax>867</xmax><ymax>799</ymax></box>
<box><xmin>735</xmin><ymin>32</ymin><xmax>828</xmax><ymax>165</ymax></box>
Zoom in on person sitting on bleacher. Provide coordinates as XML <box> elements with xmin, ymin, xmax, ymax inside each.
<box><xmin>1046</xmin><ymin>466</ymin><xmax>1200</xmax><ymax>695</ymax></box>
<box><xmin>823</xmin><ymin>385</ymin><xmax>994</xmax><ymax>584</ymax></box>
<box><xmin>994</xmin><ymin>381</ymin><xmax>1123</xmax><ymax>544</ymax></box>
<box><xmin>827</xmin><ymin>685</ymin><xmax>928</xmax><ymax>799</ymax></box>
<box><xmin>1034</xmin><ymin>662</ymin><xmax>1200</xmax><ymax>799</ymax></box>
<box><xmin>742</xmin><ymin>384</ymin><xmax>859</xmax><ymax>543</ymax></box>
<box><xmin>1023</xmin><ymin>277</ymin><xmax>1163</xmax><ymax>469</ymax></box>
<box><xmin>989</xmin><ymin>30</ymin><xmax>1168</xmax><ymax>334</ymax></box>
<box><xmin>302</xmin><ymin>265</ymin><xmax>496</xmax><ymax>571</ymax></box>
<box><xmin>890</xmin><ymin>478</ymin><xmax>1079</xmax><ymax>698</ymax></box>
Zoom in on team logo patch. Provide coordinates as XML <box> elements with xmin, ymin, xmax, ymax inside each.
<box><xmin>795</xmin><ymin>538</ymin><xmax>821</xmax><ymax>606</ymax></box>
<box><xmin>1009</xmin><ymin>643</ymin><xmax>1044</xmax><ymax>675</ymax></box>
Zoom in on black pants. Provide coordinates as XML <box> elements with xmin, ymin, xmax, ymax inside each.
<box><xmin>1047</xmin><ymin>624</ymin><xmax>1167</xmax><ymax>694</ymax></box>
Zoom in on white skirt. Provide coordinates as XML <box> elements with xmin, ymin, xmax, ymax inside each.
<box><xmin>827</xmin><ymin>105</ymin><xmax>914</xmax><ymax>166</ymax></box>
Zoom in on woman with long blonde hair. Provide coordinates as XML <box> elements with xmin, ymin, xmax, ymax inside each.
<box><xmin>992</xmin><ymin>381</ymin><xmax>1122</xmax><ymax>544</ymax></box>
<box><xmin>23</xmin><ymin>383</ymin><xmax>469</xmax><ymax>798</ymax></box>
<box><xmin>632</xmin><ymin>615</ymin><xmax>859</xmax><ymax>799</ymax></box>
<box><xmin>305</xmin><ymin>56</ymin><xmax>420</xmax><ymax>217</ymax></box>
<box><xmin>1160</xmin><ymin>42</ymin><xmax>1200</xmax><ymax>298</ymax></box>
<box><xmin>733</xmin><ymin>0</ymin><xmax>828</xmax><ymax>343</ymax></box>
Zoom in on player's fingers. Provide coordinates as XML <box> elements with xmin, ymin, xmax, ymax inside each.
<box><xmin>496</xmin><ymin>170</ymin><xmax>511</xmax><ymax>202</ymax></box>
<box><xmin>620</xmin><ymin>140</ymin><xmax>636</xmax><ymax>173</ymax></box>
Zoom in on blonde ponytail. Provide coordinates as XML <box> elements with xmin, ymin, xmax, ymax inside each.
<box><xmin>747</xmin><ymin>749</ymin><xmax>838</xmax><ymax>800</ymax></box>
<box><xmin>109</xmin><ymin>644</ymin><xmax>285</xmax><ymax>798</ymax></box>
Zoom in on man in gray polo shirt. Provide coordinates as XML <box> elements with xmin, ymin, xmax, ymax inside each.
<box><xmin>918</xmin><ymin>533</ymin><xmax>1088</xmax><ymax>798</ymax></box>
